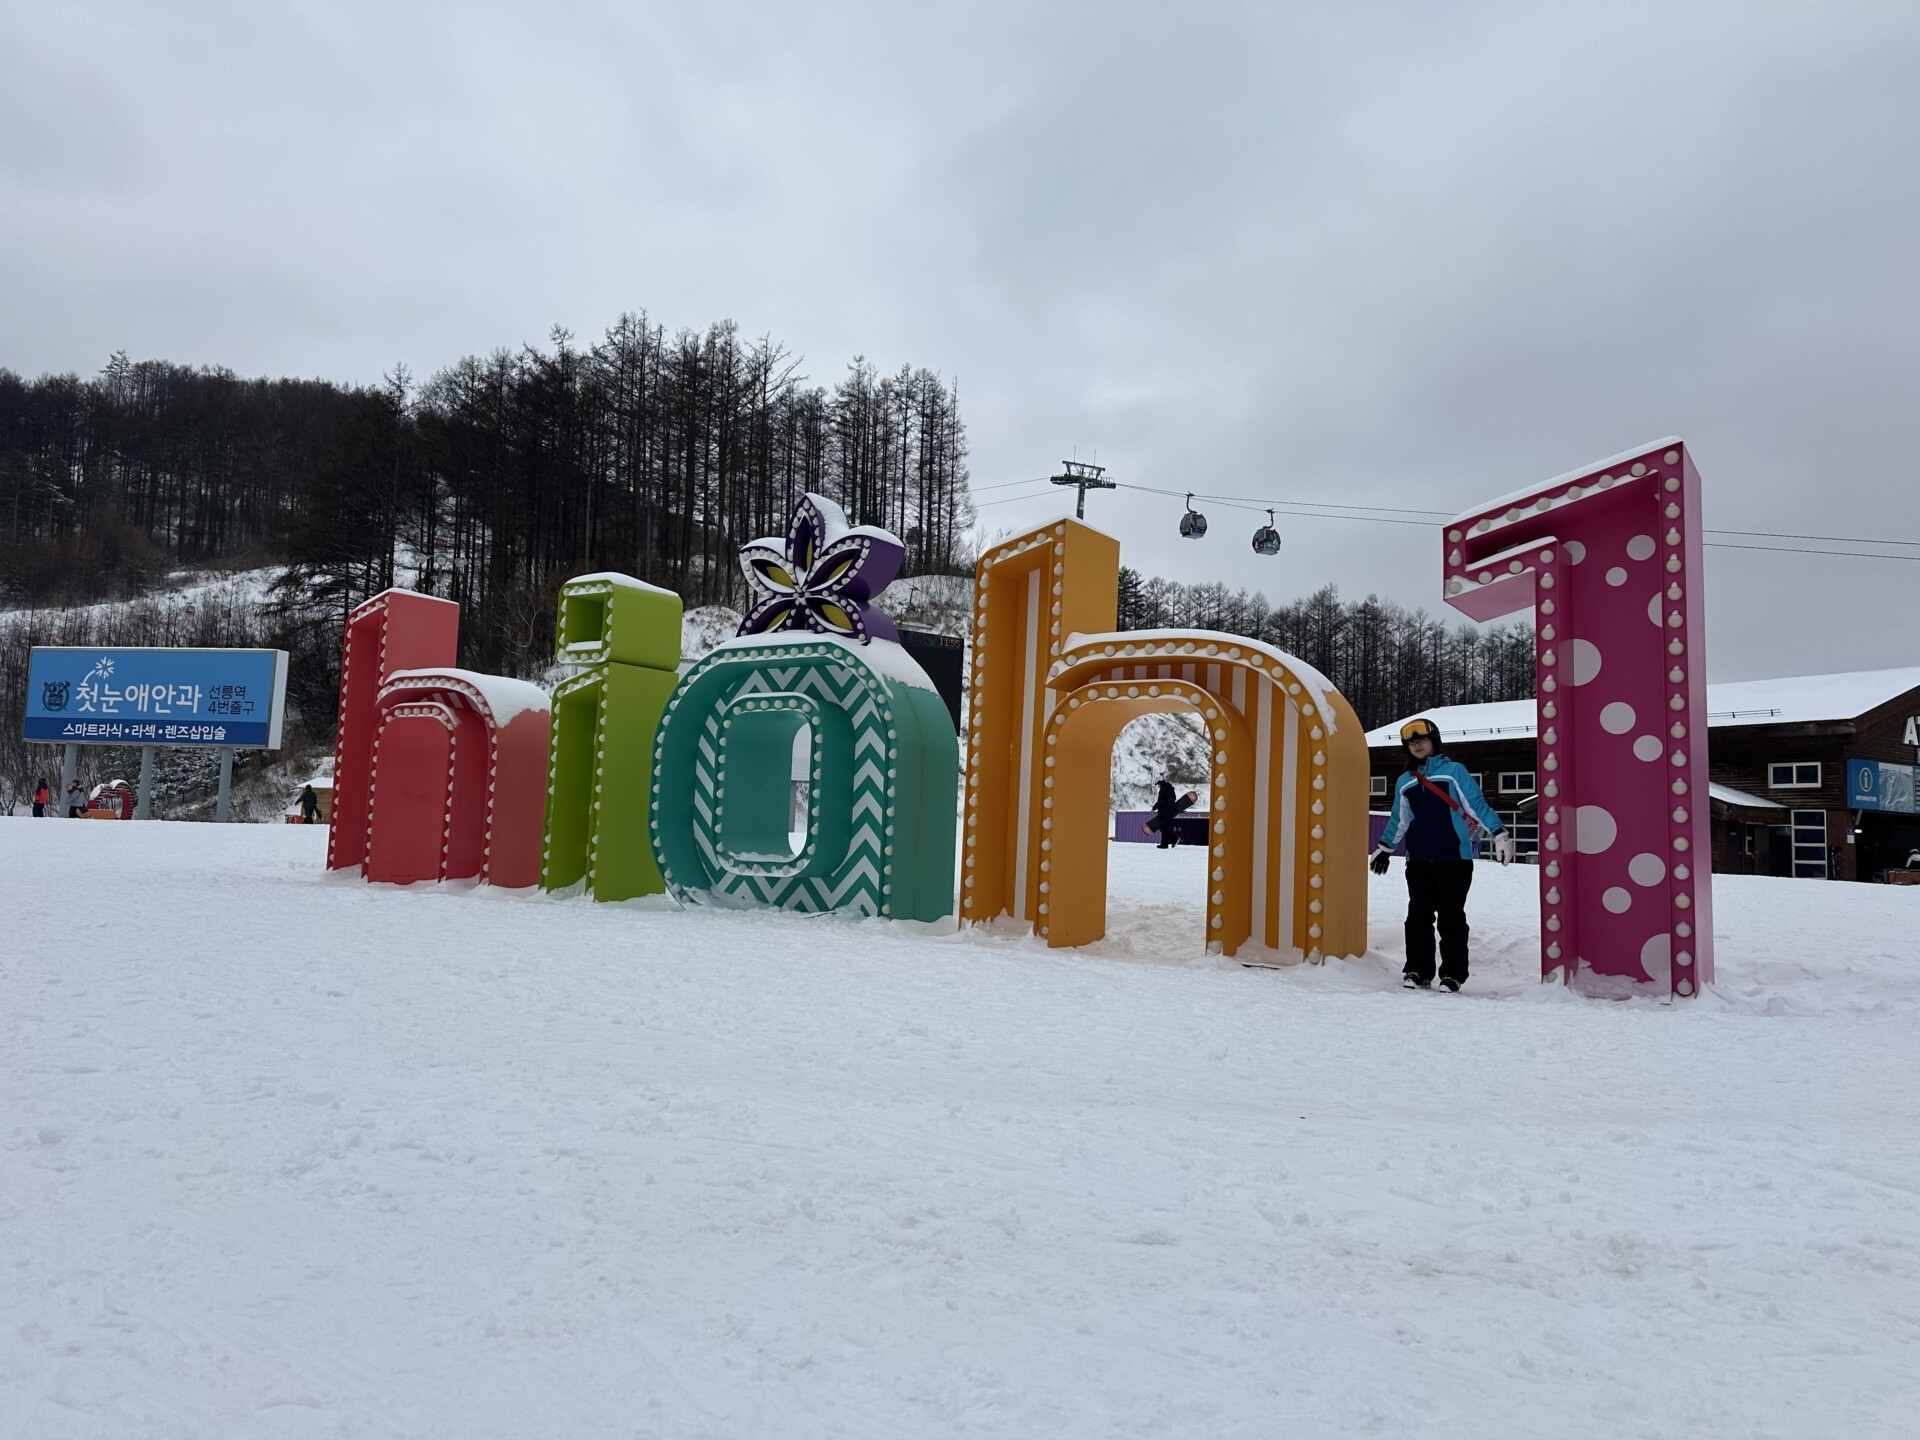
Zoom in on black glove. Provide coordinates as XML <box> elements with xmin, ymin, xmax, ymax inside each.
<box><xmin>1369</xmin><ymin>845</ymin><xmax>1392</xmax><ymax>876</ymax></box>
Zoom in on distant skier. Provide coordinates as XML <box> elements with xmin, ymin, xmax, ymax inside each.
<box><xmin>1145</xmin><ymin>779</ymin><xmax>1200</xmax><ymax>849</ymax></box>
<box><xmin>32</xmin><ymin>777</ymin><xmax>50</xmax><ymax>817</ymax></box>
<box><xmin>1151</xmin><ymin>779</ymin><xmax>1182</xmax><ymax>849</ymax></box>
<box><xmin>1370</xmin><ymin>717</ymin><xmax>1514</xmax><ymax>991</ymax></box>
<box><xmin>298</xmin><ymin>784</ymin><xmax>321</xmax><ymax>825</ymax></box>
<box><xmin>64</xmin><ymin>779</ymin><xmax>86</xmax><ymax>818</ymax></box>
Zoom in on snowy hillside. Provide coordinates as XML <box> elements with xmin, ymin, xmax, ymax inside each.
<box><xmin>680</xmin><ymin>604</ymin><xmax>744</xmax><ymax>663</ymax></box>
<box><xmin>0</xmin><ymin>564</ymin><xmax>283</xmax><ymax>626</ymax></box>
<box><xmin>886</xmin><ymin>571</ymin><xmax>973</xmax><ymax>636</ymax></box>
<box><xmin>3</xmin><ymin>818</ymin><xmax>1914</xmax><ymax>1438</ymax></box>
<box><xmin>1109</xmin><ymin>712</ymin><xmax>1213</xmax><ymax>812</ymax></box>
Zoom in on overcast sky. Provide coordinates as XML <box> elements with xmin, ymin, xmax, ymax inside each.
<box><xmin>4</xmin><ymin>1</ymin><xmax>1915</xmax><ymax>681</ymax></box>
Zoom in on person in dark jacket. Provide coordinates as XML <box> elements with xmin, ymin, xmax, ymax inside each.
<box><xmin>1151</xmin><ymin>779</ymin><xmax>1181</xmax><ymax>849</ymax></box>
<box><xmin>298</xmin><ymin>785</ymin><xmax>321</xmax><ymax>824</ymax></box>
<box><xmin>32</xmin><ymin>778</ymin><xmax>50</xmax><ymax>817</ymax></box>
<box><xmin>1371</xmin><ymin>717</ymin><xmax>1514</xmax><ymax>991</ymax></box>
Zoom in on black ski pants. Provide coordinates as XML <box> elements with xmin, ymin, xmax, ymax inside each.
<box><xmin>1404</xmin><ymin>858</ymin><xmax>1474</xmax><ymax>985</ymax></box>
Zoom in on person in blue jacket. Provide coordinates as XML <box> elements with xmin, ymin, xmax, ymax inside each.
<box><xmin>1371</xmin><ymin>717</ymin><xmax>1515</xmax><ymax>991</ymax></box>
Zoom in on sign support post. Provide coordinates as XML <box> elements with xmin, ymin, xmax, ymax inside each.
<box><xmin>60</xmin><ymin>744</ymin><xmax>78</xmax><ymax>813</ymax></box>
<box><xmin>135</xmin><ymin>746</ymin><xmax>156</xmax><ymax>820</ymax></box>
<box><xmin>215</xmin><ymin>748</ymin><xmax>234</xmax><ymax>823</ymax></box>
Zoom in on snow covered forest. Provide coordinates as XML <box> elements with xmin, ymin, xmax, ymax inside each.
<box><xmin>0</xmin><ymin>316</ymin><xmax>973</xmax><ymax>648</ymax></box>
<box><xmin>4</xmin><ymin>318</ymin><xmax>1538</xmax><ymax>811</ymax></box>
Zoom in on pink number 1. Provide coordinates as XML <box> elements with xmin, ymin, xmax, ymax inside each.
<box><xmin>1444</xmin><ymin>440</ymin><xmax>1712</xmax><ymax>997</ymax></box>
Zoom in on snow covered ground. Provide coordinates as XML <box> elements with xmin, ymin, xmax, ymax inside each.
<box><xmin>3</xmin><ymin>819</ymin><xmax>1915</xmax><ymax>1438</ymax></box>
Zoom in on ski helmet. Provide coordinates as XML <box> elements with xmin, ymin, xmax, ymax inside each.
<box><xmin>1398</xmin><ymin>717</ymin><xmax>1442</xmax><ymax>749</ymax></box>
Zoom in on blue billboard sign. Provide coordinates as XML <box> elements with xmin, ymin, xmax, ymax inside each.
<box><xmin>24</xmin><ymin>647</ymin><xmax>288</xmax><ymax>748</ymax></box>
<box><xmin>1847</xmin><ymin>758</ymin><xmax>1918</xmax><ymax>815</ymax></box>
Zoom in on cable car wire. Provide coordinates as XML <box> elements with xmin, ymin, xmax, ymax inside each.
<box><xmin>1701</xmin><ymin>541</ymin><xmax>1920</xmax><ymax>562</ymax></box>
<box><xmin>1705</xmin><ymin>528</ymin><xmax>1920</xmax><ymax>548</ymax></box>
<box><xmin>965</xmin><ymin>474</ymin><xmax>1920</xmax><ymax>556</ymax></box>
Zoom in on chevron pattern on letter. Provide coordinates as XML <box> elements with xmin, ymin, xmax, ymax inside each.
<box><xmin>667</xmin><ymin>644</ymin><xmax>898</xmax><ymax>917</ymax></box>
<box><xmin>817</xmin><ymin>856</ymin><xmax>883</xmax><ymax>909</ymax></box>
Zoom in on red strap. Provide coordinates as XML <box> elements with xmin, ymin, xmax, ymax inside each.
<box><xmin>1413</xmin><ymin>772</ymin><xmax>1486</xmax><ymax>837</ymax></box>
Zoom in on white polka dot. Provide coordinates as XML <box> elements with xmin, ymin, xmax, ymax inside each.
<box><xmin>1574</xmin><ymin>805</ymin><xmax>1617</xmax><ymax>854</ymax></box>
<box><xmin>1570</xmin><ymin>640</ymin><xmax>1602</xmax><ymax>686</ymax></box>
<box><xmin>1600</xmin><ymin>701</ymin><xmax>1636</xmax><ymax>734</ymax></box>
<box><xmin>1564</xmin><ymin>541</ymin><xmax>1586</xmax><ymax>564</ymax></box>
<box><xmin>1603</xmin><ymin>887</ymin><xmax>1632</xmax><ymax>913</ymax></box>
<box><xmin>1629</xmin><ymin>853</ymin><xmax>1666</xmax><ymax>886</ymax></box>
<box><xmin>1607</xmin><ymin>567</ymin><xmax>1629</xmax><ymax>587</ymax></box>
<box><xmin>1648</xmin><ymin>592</ymin><xmax>1663</xmax><ymax>625</ymax></box>
<box><xmin>1633</xmin><ymin>735</ymin><xmax>1663</xmax><ymax>762</ymax></box>
<box><xmin>1626</xmin><ymin>534</ymin><xmax>1656</xmax><ymax>562</ymax></box>
<box><xmin>1640</xmin><ymin>932</ymin><xmax>1671</xmax><ymax>986</ymax></box>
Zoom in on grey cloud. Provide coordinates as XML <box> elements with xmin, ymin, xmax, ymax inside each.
<box><xmin>918</xmin><ymin>3</ymin><xmax>1919</xmax><ymax>677</ymax></box>
<box><xmin>1</xmin><ymin>1</ymin><xmax>1914</xmax><ymax>678</ymax></box>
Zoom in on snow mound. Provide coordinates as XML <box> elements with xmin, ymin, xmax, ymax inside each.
<box><xmin>385</xmin><ymin>668</ymin><xmax>549</xmax><ymax>726</ymax></box>
<box><xmin>707</xmin><ymin>630</ymin><xmax>940</xmax><ymax>693</ymax></box>
<box><xmin>681</xmin><ymin>605</ymin><xmax>743</xmax><ymax>665</ymax></box>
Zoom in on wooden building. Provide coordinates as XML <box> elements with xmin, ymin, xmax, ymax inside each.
<box><xmin>1367</xmin><ymin>668</ymin><xmax>1920</xmax><ymax>881</ymax></box>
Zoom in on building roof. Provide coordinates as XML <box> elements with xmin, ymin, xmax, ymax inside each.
<box><xmin>1507</xmin><ymin>784</ymin><xmax>1786</xmax><ymax>812</ymax></box>
<box><xmin>1707</xmin><ymin>781</ymin><xmax>1784</xmax><ymax>811</ymax></box>
<box><xmin>1365</xmin><ymin>667</ymin><xmax>1920</xmax><ymax>748</ymax></box>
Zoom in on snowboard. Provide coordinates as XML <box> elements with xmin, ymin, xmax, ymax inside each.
<box><xmin>1142</xmin><ymin>791</ymin><xmax>1200</xmax><ymax>835</ymax></box>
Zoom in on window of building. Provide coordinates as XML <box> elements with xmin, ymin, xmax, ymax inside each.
<box><xmin>1494</xmin><ymin>810</ymin><xmax>1539</xmax><ymax>859</ymax></box>
<box><xmin>1370</xmin><ymin>775</ymin><xmax>1388</xmax><ymax>800</ymax></box>
<box><xmin>1497</xmin><ymin>771</ymin><xmax>1536</xmax><ymax>793</ymax></box>
<box><xmin>1790</xmin><ymin>808</ymin><xmax>1828</xmax><ymax>878</ymax></box>
<box><xmin>1768</xmin><ymin>762</ymin><xmax>1821</xmax><ymax>789</ymax></box>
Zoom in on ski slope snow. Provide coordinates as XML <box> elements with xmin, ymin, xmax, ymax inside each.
<box><xmin>2</xmin><ymin>819</ymin><xmax>1915</xmax><ymax>1438</ymax></box>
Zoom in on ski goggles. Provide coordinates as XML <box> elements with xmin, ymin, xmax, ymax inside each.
<box><xmin>1398</xmin><ymin>719</ymin><xmax>1439</xmax><ymax>743</ymax></box>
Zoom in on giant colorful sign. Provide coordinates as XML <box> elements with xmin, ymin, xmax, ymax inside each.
<box><xmin>652</xmin><ymin>496</ymin><xmax>955</xmax><ymax>919</ymax></box>
<box><xmin>328</xmin><ymin>589</ymin><xmax>552</xmax><ymax>889</ymax></box>
<box><xmin>25</xmin><ymin>646</ymin><xmax>287</xmax><ymax>748</ymax></box>
<box><xmin>959</xmin><ymin>518</ymin><xmax>1370</xmax><ymax>960</ymax></box>
<box><xmin>651</xmin><ymin>632</ymin><xmax>957</xmax><ymax>918</ymax></box>
<box><xmin>321</xmin><ymin>451</ymin><xmax>1718</xmax><ymax>999</ymax></box>
<box><xmin>331</xmin><ymin>495</ymin><xmax>956</xmax><ymax>924</ymax></box>
<box><xmin>1443</xmin><ymin>439</ymin><xmax>1713</xmax><ymax>996</ymax></box>
<box><xmin>541</xmin><ymin>573</ymin><xmax>683</xmax><ymax>902</ymax></box>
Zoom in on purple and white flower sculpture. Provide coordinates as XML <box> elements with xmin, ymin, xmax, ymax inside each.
<box><xmin>736</xmin><ymin>493</ymin><xmax>906</xmax><ymax>644</ymax></box>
